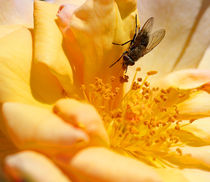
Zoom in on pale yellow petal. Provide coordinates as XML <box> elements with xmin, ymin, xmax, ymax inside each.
<box><xmin>0</xmin><ymin>0</ymin><xmax>33</xmax><ymax>28</ymax></box>
<box><xmin>182</xmin><ymin>169</ymin><xmax>210</xmax><ymax>182</ymax></box>
<box><xmin>133</xmin><ymin>0</ymin><xmax>210</xmax><ymax>79</ymax></box>
<box><xmin>33</xmin><ymin>0</ymin><xmax>73</xmax><ymax>97</ymax></box>
<box><xmin>5</xmin><ymin>151</ymin><xmax>71</xmax><ymax>182</ymax></box>
<box><xmin>0</xmin><ymin>24</ymin><xmax>23</xmax><ymax>38</ymax></box>
<box><xmin>179</xmin><ymin>146</ymin><xmax>210</xmax><ymax>167</ymax></box>
<box><xmin>156</xmin><ymin>168</ymin><xmax>188</xmax><ymax>182</ymax></box>
<box><xmin>181</xmin><ymin>117</ymin><xmax>210</xmax><ymax>145</ymax></box>
<box><xmin>162</xmin><ymin>152</ymin><xmax>210</xmax><ymax>171</ymax></box>
<box><xmin>166</xmin><ymin>146</ymin><xmax>210</xmax><ymax>171</ymax></box>
<box><xmin>199</xmin><ymin>46</ymin><xmax>210</xmax><ymax>69</ymax></box>
<box><xmin>0</xmin><ymin>26</ymin><xmax>37</xmax><ymax>104</ymax></box>
<box><xmin>160</xmin><ymin>69</ymin><xmax>210</xmax><ymax>90</ymax></box>
<box><xmin>57</xmin><ymin>0</ymin><xmax>137</xmax><ymax>87</ymax></box>
<box><xmin>177</xmin><ymin>91</ymin><xmax>210</xmax><ymax>119</ymax></box>
<box><xmin>54</xmin><ymin>98</ymin><xmax>109</xmax><ymax>146</ymax></box>
<box><xmin>2</xmin><ymin>102</ymin><xmax>89</xmax><ymax>154</ymax></box>
<box><xmin>154</xmin><ymin>70</ymin><xmax>210</xmax><ymax>120</ymax></box>
<box><xmin>115</xmin><ymin>0</ymin><xmax>137</xmax><ymax>17</ymax></box>
<box><xmin>158</xmin><ymin>168</ymin><xmax>210</xmax><ymax>182</ymax></box>
<box><xmin>68</xmin><ymin>147</ymin><xmax>162</xmax><ymax>182</ymax></box>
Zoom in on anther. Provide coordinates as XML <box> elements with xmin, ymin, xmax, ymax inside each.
<box><xmin>136</xmin><ymin>67</ymin><xmax>141</xmax><ymax>71</ymax></box>
<box><xmin>176</xmin><ymin>148</ymin><xmax>182</xmax><ymax>155</ymax></box>
<box><xmin>147</xmin><ymin>70</ymin><xmax>158</xmax><ymax>75</ymax></box>
<box><xmin>137</xmin><ymin>78</ymin><xmax>142</xmax><ymax>82</ymax></box>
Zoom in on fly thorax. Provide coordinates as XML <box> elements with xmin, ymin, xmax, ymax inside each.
<box><xmin>140</xmin><ymin>33</ymin><xmax>149</xmax><ymax>47</ymax></box>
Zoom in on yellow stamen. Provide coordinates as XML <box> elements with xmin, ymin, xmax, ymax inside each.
<box><xmin>81</xmin><ymin>70</ymin><xmax>195</xmax><ymax>167</ymax></box>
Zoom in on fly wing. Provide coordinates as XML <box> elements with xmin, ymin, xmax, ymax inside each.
<box><xmin>139</xmin><ymin>17</ymin><xmax>154</xmax><ymax>35</ymax></box>
<box><xmin>143</xmin><ymin>29</ymin><xmax>166</xmax><ymax>55</ymax></box>
<box><xmin>132</xmin><ymin>17</ymin><xmax>154</xmax><ymax>48</ymax></box>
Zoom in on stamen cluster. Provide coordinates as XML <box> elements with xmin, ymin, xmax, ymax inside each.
<box><xmin>81</xmin><ymin>68</ymin><xmax>194</xmax><ymax>166</ymax></box>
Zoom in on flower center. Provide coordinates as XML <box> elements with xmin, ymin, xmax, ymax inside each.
<box><xmin>81</xmin><ymin>68</ymin><xmax>194</xmax><ymax>167</ymax></box>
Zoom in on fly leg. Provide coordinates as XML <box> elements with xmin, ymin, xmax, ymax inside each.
<box><xmin>112</xmin><ymin>40</ymin><xmax>132</xmax><ymax>46</ymax></box>
<box><xmin>112</xmin><ymin>15</ymin><xmax>139</xmax><ymax>47</ymax></box>
<box><xmin>131</xmin><ymin>14</ymin><xmax>139</xmax><ymax>44</ymax></box>
<box><xmin>109</xmin><ymin>51</ymin><xmax>128</xmax><ymax>68</ymax></box>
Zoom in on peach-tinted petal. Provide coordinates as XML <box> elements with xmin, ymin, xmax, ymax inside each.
<box><xmin>199</xmin><ymin>46</ymin><xmax>210</xmax><ymax>69</ymax></box>
<box><xmin>160</xmin><ymin>69</ymin><xmax>210</xmax><ymax>90</ymax></box>
<box><xmin>54</xmin><ymin>98</ymin><xmax>109</xmax><ymax>146</ymax></box>
<box><xmin>2</xmin><ymin>102</ymin><xmax>89</xmax><ymax>155</ymax></box>
<box><xmin>57</xmin><ymin>0</ymin><xmax>137</xmax><ymax>87</ymax></box>
<box><xmin>0</xmin><ymin>131</ymin><xmax>17</xmax><ymax>172</ymax></box>
<box><xmin>0</xmin><ymin>26</ymin><xmax>38</xmax><ymax>104</ymax></box>
<box><xmin>134</xmin><ymin>0</ymin><xmax>210</xmax><ymax>79</ymax></box>
<box><xmin>47</xmin><ymin>0</ymin><xmax>86</xmax><ymax>5</ymax></box>
<box><xmin>182</xmin><ymin>169</ymin><xmax>210</xmax><ymax>182</ymax></box>
<box><xmin>57</xmin><ymin>4</ymin><xmax>82</xmax><ymax>28</ymax></box>
<box><xmin>177</xmin><ymin>91</ymin><xmax>210</xmax><ymax>119</ymax></box>
<box><xmin>5</xmin><ymin>151</ymin><xmax>70</xmax><ymax>182</ymax></box>
<box><xmin>0</xmin><ymin>0</ymin><xmax>33</xmax><ymax>28</ymax></box>
<box><xmin>33</xmin><ymin>0</ymin><xmax>73</xmax><ymax>98</ymax></box>
<box><xmin>68</xmin><ymin>147</ymin><xmax>162</xmax><ymax>182</ymax></box>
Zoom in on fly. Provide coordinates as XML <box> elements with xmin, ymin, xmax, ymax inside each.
<box><xmin>110</xmin><ymin>15</ymin><xmax>166</xmax><ymax>69</ymax></box>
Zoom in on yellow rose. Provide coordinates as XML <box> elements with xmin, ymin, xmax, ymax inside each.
<box><xmin>0</xmin><ymin>0</ymin><xmax>210</xmax><ymax>181</ymax></box>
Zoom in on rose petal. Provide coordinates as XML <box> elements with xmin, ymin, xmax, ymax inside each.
<box><xmin>68</xmin><ymin>147</ymin><xmax>162</xmax><ymax>182</ymax></box>
<box><xmin>0</xmin><ymin>24</ymin><xmax>23</xmax><ymax>38</ymax></box>
<box><xmin>0</xmin><ymin>0</ymin><xmax>33</xmax><ymax>28</ymax></box>
<box><xmin>5</xmin><ymin>151</ymin><xmax>71</xmax><ymax>182</ymax></box>
<box><xmin>199</xmin><ymin>46</ymin><xmax>210</xmax><ymax>69</ymax></box>
<box><xmin>163</xmin><ymin>151</ymin><xmax>210</xmax><ymax>171</ymax></box>
<box><xmin>2</xmin><ymin>102</ymin><xmax>89</xmax><ymax>154</ymax></box>
<box><xmin>177</xmin><ymin>91</ymin><xmax>210</xmax><ymax>120</ymax></box>
<box><xmin>156</xmin><ymin>168</ymin><xmax>188</xmax><ymax>182</ymax></box>
<box><xmin>115</xmin><ymin>0</ymin><xmax>136</xmax><ymax>18</ymax></box>
<box><xmin>54</xmin><ymin>98</ymin><xmax>109</xmax><ymax>146</ymax></box>
<box><xmin>0</xmin><ymin>26</ymin><xmax>38</xmax><ymax>104</ymax></box>
<box><xmin>182</xmin><ymin>169</ymin><xmax>210</xmax><ymax>182</ymax></box>
<box><xmin>173</xmin><ymin>3</ymin><xmax>210</xmax><ymax>70</ymax></box>
<box><xmin>133</xmin><ymin>0</ymin><xmax>210</xmax><ymax>79</ymax></box>
<box><xmin>57</xmin><ymin>0</ymin><xmax>137</xmax><ymax>87</ymax></box>
<box><xmin>57</xmin><ymin>4</ymin><xmax>81</xmax><ymax>29</ymax></box>
<box><xmin>33</xmin><ymin>0</ymin><xmax>73</xmax><ymax>99</ymax></box>
<box><xmin>0</xmin><ymin>131</ymin><xmax>17</xmax><ymax>172</ymax></box>
<box><xmin>180</xmin><ymin>146</ymin><xmax>210</xmax><ymax>167</ymax></box>
<box><xmin>180</xmin><ymin>117</ymin><xmax>210</xmax><ymax>145</ymax></box>
<box><xmin>171</xmin><ymin>129</ymin><xmax>210</xmax><ymax>147</ymax></box>
<box><xmin>160</xmin><ymin>69</ymin><xmax>210</xmax><ymax>90</ymax></box>
<box><xmin>47</xmin><ymin>0</ymin><xmax>86</xmax><ymax>5</ymax></box>
<box><xmin>164</xmin><ymin>145</ymin><xmax>210</xmax><ymax>172</ymax></box>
